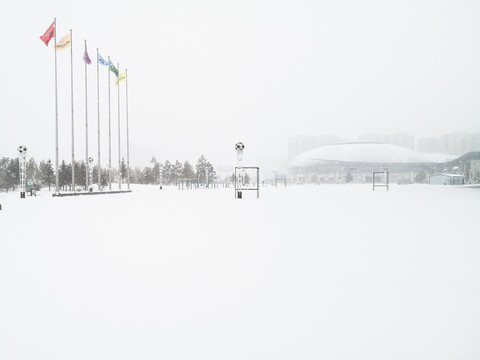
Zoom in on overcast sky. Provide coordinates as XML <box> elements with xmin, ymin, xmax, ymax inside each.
<box><xmin>1</xmin><ymin>0</ymin><xmax>480</xmax><ymax>171</ymax></box>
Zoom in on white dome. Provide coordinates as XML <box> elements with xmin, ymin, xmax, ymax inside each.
<box><xmin>291</xmin><ymin>142</ymin><xmax>435</xmax><ymax>167</ymax></box>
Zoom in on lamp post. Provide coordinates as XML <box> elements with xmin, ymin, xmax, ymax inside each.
<box><xmin>18</xmin><ymin>146</ymin><xmax>27</xmax><ymax>198</ymax></box>
<box><xmin>235</xmin><ymin>142</ymin><xmax>245</xmax><ymax>198</ymax></box>
<box><xmin>88</xmin><ymin>157</ymin><xmax>94</xmax><ymax>191</ymax></box>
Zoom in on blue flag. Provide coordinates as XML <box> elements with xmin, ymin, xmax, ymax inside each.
<box><xmin>98</xmin><ymin>53</ymin><xmax>113</xmax><ymax>66</ymax></box>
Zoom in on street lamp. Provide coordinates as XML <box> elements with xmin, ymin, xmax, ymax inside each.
<box><xmin>88</xmin><ymin>157</ymin><xmax>94</xmax><ymax>191</ymax></box>
<box><xmin>18</xmin><ymin>146</ymin><xmax>27</xmax><ymax>198</ymax></box>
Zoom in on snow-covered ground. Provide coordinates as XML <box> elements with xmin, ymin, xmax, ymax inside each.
<box><xmin>1</xmin><ymin>184</ymin><xmax>479</xmax><ymax>360</ymax></box>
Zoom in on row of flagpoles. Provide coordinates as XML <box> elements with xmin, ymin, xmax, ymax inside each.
<box><xmin>40</xmin><ymin>18</ymin><xmax>130</xmax><ymax>193</ymax></box>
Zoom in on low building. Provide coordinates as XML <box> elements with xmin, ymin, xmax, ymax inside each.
<box><xmin>429</xmin><ymin>173</ymin><xmax>465</xmax><ymax>185</ymax></box>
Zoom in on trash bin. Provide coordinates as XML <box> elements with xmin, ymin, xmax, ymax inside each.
<box><xmin>237</xmin><ymin>191</ymin><xmax>242</xmax><ymax>199</ymax></box>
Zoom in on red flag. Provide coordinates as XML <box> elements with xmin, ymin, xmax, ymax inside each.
<box><xmin>40</xmin><ymin>21</ymin><xmax>55</xmax><ymax>46</ymax></box>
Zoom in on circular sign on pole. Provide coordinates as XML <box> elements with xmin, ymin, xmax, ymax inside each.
<box><xmin>235</xmin><ymin>142</ymin><xmax>245</xmax><ymax>151</ymax></box>
<box><xmin>18</xmin><ymin>145</ymin><xmax>27</xmax><ymax>155</ymax></box>
<box><xmin>235</xmin><ymin>142</ymin><xmax>244</xmax><ymax>167</ymax></box>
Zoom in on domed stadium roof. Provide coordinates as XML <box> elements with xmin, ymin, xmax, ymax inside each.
<box><xmin>291</xmin><ymin>141</ymin><xmax>449</xmax><ymax>167</ymax></box>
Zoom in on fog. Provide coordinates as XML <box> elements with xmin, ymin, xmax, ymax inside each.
<box><xmin>1</xmin><ymin>1</ymin><xmax>480</xmax><ymax>171</ymax></box>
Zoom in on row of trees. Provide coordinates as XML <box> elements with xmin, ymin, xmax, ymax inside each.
<box><xmin>0</xmin><ymin>157</ymin><xmax>55</xmax><ymax>192</ymax></box>
<box><xmin>0</xmin><ymin>155</ymin><xmax>217</xmax><ymax>192</ymax></box>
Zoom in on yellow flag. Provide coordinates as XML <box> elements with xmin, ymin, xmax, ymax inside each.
<box><xmin>116</xmin><ymin>72</ymin><xmax>126</xmax><ymax>86</ymax></box>
<box><xmin>55</xmin><ymin>33</ymin><xmax>71</xmax><ymax>51</ymax></box>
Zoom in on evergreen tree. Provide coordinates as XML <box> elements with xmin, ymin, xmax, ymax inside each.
<box><xmin>182</xmin><ymin>161</ymin><xmax>195</xmax><ymax>181</ymax></box>
<box><xmin>0</xmin><ymin>157</ymin><xmax>9</xmax><ymax>192</ymax></box>
<box><xmin>75</xmin><ymin>161</ymin><xmax>86</xmax><ymax>190</ymax></box>
<box><xmin>6</xmin><ymin>158</ymin><xmax>20</xmax><ymax>191</ymax></box>
<box><xmin>172</xmin><ymin>160</ymin><xmax>182</xmax><ymax>185</ymax></box>
<box><xmin>101</xmin><ymin>168</ymin><xmax>109</xmax><ymax>187</ymax></box>
<box><xmin>132</xmin><ymin>167</ymin><xmax>142</xmax><ymax>184</ymax></box>
<box><xmin>142</xmin><ymin>166</ymin><xmax>154</xmax><ymax>184</ymax></box>
<box><xmin>91</xmin><ymin>165</ymin><xmax>109</xmax><ymax>188</ymax></box>
<box><xmin>39</xmin><ymin>159</ymin><xmax>55</xmax><ymax>191</ymax></box>
<box><xmin>26</xmin><ymin>158</ymin><xmax>39</xmax><ymax>185</ymax></box>
<box><xmin>163</xmin><ymin>160</ymin><xmax>172</xmax><ymax>185</ymax></box>
<box><xmin>195</xmin><ymin>155</ymin><xmax>208</xmax><ymax>183</ymax></box>
<box><xmin>205</xmin><ymin>161</ymin><xmax>216</xmax><ymax>184</ymax></box>
<box><xmin>58</xmin><ymin>160</ymin><xmax>71</xmax><ymax>191</ymax></box>
<box><xmin>120</xmin><ymin>157</ymin><xmax>127</xmax><ymax>181</ymax></box>
<box><xmin>150</xmin><ymin>157</ymin><xmax>160</xmax><ymax>184</ymax></box>
<box><xmin>195</xmin><ymin>155</ymin><xmax>216</xmax><ymax>185</ymax></box>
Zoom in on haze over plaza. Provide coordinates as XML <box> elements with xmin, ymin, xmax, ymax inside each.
<box><xmin>1</xmin><ymin>0</ymin><xmax>480</xmax><ymax>173</ymax></box>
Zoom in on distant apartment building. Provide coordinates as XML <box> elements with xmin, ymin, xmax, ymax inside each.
<box><xmin>417</xmin><ymin>132</ymin><xmax>480</xmax><ymax>155</ymax></box>
<box><xmin>417</xmin><ymin>137</ymin><xmax>444</xmax><ymax>153</ymax></box>
<box><xmin>468</xmin><ymin>133</ymin><xmax>480</xmax><ymax>151</ymax></box>
<box><xmin>288</xmin><ymin>134</ymin><xmax>342</xmax><ymax>161</ymax></box>
<box><xmin>389</xmin><ymin>133</ymin><xmax>416</xmax><ymax>150</ymax></box>
<box><xmin>358</xmin><ymin>133</ymin><xmax>415</xmax><ymax>150</ymax></box>
<box><xmin>471</xmin><ymin>160</ymin><xmax>480</xmax><ymax>182</ymax></box>
<box><xmin>442</xmin><ymin>132</ymin><xmax>471</xmax><ymax>155</ymax></box>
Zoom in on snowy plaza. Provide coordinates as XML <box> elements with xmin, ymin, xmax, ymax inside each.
<box><xmin>1</xmin><ymin>184</ymin><xmax>479</xmax><ymax>359</ymax></box>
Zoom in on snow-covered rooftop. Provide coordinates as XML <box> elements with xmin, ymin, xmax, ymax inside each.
<box><xmin>291</xmin><ymin>141</ymin><xmax>456</xmax><ymax>167</ymax></box>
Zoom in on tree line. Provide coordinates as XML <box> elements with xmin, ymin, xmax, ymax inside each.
<box><xmin>0</xmin><ymin>155</ymin><xmax>216</xmax><ymax>192</ymax></box>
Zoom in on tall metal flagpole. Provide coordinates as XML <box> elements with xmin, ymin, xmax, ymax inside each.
<box><xmin>70</xmin><ymin>29</ymin><xmax>75</xmax><ymax>192</ymax></box>
<box><xmin>125</xmin><ymin>68</ymin><xmax>130</xmax><ymax>190</ymax></box>
<box><xmin>54</xmin><ymin>18</ymin><xmax>59</xmax><ymax>193</ymax></box>
<box><xmin>96</xmin><ymin>48</ymin><xmax>101</xmax><ymax>191</ymax></box>
<box><xmin>108</xmin><ymin>57</ymin><xmax>112</xmax><ymax>190</ymax></box>
<box><xmin>85</xmin><ymin>39</ymin><xmax>89</xmax><ymax>191</ymax></box>
<box><xmin>117</xmin><ymin>62</ymin><xmax>121</xmax><ymax>190</ymax></box>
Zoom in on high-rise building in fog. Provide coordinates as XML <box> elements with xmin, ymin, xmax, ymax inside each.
<box><xmin>358</xmin><ymin>133</ymin><xmax>388</xmax><ymax>143</ymax></box>
<box><xmin>470</xmin><ymin>133</ymin><xmax>480</xmax><ymax>151</ymax></box>
<box><xmin>417</xmin><ymin>137</ymin><xmax>444</xmax><ymax>153</ymax></box>
<box><xmin>358</xmin><ymin>133</ymin><xmax>415</xmax><ymax>150</ymax></box>
<box><xmin>416</xmin><ymin>132</ymin><xmax>480</xmax><ymax>155</ymax></box>
<box><xmin>288</xmin><ymin>134</ymin><xmax>342</xmax><ymax>161</ymax></box>
<box><xmin>389</xmin><ymin>133</ymin><xmax>415</xmax><ymax>150</ymax></box>
<box><xmin>442</xmin><ymin>132</ymin><xmax>471</xmax><ymax>155</ymax></box>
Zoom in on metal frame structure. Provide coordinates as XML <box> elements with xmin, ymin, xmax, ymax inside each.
<box><xmin>235</xmin><ymin>167</ymin><xmax>260</xmax><ymax>198</ymax></box>
<box><xmin>373</xmin><ymin>170</ymin><xmax>389</xmax><ymax>191</ymax></box>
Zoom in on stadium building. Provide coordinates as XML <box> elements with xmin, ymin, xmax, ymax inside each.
<box><xmin>289</xmin><ymin>141</ymin><xmax>480</xmax><ymax>185</ymax></box>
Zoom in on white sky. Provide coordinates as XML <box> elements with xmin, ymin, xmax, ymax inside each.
<box><xmin>1</xmin><ymin>0</ymin><xmax>480</xmax><ymax>170</ymax></box>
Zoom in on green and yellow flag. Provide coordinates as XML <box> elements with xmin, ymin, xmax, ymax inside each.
<box><xmin>116</xmin><ymin>72</ymin><xmax>126</xmax><ymax>85</ymax></box>
<box><xmin>109</xmin><ymin>64</ymin><xmax>119</xmax><ymax>77</ymax></box>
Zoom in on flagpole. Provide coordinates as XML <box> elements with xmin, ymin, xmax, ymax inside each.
<box><xmin>125</xmin><ymin>68</ymin><xmax>130</xmax><ymax>190</ymax></box>
<box><xmin>108</xmin><ymin>57</ymin><xmax>112</xmax><ymax>190</ymax></box>
<box><xmin>70</xmin><ymin>29</ymin><xmax>75</xmax><ymax>192</ymax></box>
<box><xmin>54</xmin><ymin>18</ymin><xmax>59</xmax><ymax>193</ymax></box>
<box><xmin>85</xmin><ymin>39</ymin><xmax>89</xmax><ymax>191</ymax></box>
<box><xmin>96</xmin><ymin>48</ymin><xmax>101</xmax><ymax>191</ymax></box>
<box><xmin>117</xmin><ymin>62</ymin><xmax>121</xmax><ymax>190</ymax></box>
